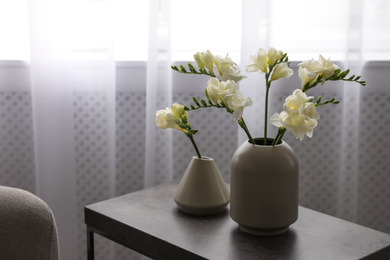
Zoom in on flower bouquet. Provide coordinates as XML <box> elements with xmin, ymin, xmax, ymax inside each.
<box><xmin>164</xmin><ymin>48</ymin><xmax>365</xmax><ymax>148</ymax></box>
<box><xmin>156</xmin><ymin>47</ymin><xmax>365</xmax><ymax>222</ymax></box>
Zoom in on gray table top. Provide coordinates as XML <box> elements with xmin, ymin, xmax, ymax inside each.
<box><xmin>85</xmin><ymin>183</ymin><xmax>390</xmax><ymax>260</ymax></box>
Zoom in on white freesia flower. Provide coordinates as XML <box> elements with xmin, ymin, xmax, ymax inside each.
<box><xmin>270</xmin><ymin>112</ymin><xmax>317</xmax><ymax>140</ymax></box>
<box><xmin>267</xmin><ymin>47</ymin><xmax>284</xmax><ymax>67</ymax></box>
<box><xmin>298</xmin><ymin>66</ymin><xmax>318</xmax><ymax>89</ymax></box>
<box><xmin>171</xmin><ymin>103</ymin><xmax>187</xmax><ymax>121</ymax></box>
<box><xmin>217</xmin><ymin>64</ymin><xmax>246</xmax><ymax>82</ymax></box>
<box><xmin>193</xmin><ymin>50</ymin><xmax>215</xmax><ymax>73</ymax></box>
<box><xmin>170</xmin><ymin>47</ymin><xmax>365</xmax><ymax>146</ymax></box>
<box><xmin>283</xmin><ymin>89</ymin><xmax>313</xmax><ymax>114</ymax></box>
<box><xmin>214</xmin><ymin>54</ymin><xmax>235</xmax><ymax>72</ymax></box>
<box><xmin>246</xmin><ymin>48</ymin><xmax>268</xmax><ymax>73</ymax></box>
<box><xmin>224</xmin><ymin>89</ymin><xmax>253</xmax><ymax>121</ymax></box>
<box><xmin>206</xmin><ymin>78</ymin><xmax>237</xmax><ymax>103</ymax></box>
<box><xmin>271</xmin><ymin>89</ymin><xmax>320</xmax><ymax>140</ymax></box>
<box><xmin>301</xmin><ymin>102</ymin><xmax>320</xmax><ymax>120</ymax></box>
<box><xmin>271</xmin><ymin>63</ymin><xmax>293</xmax><ymax>81</ymax></box>
<box><xmin>155</xmin><ymin>108</ymin><xmax>179</xmax><ymax>130</ymax></box>
<box><xmin>155</xmin><ymin>103</ymin><xmax>187</xmax><ymax>131</ymax></box>
<box><xmin>298</xmin><ymin>55</ymin><xmax>340</xmax><ymax>86</ymax></box>
<box><xmin>206</xmin><ymin>78</ymin><xmax>252</xmax><ymax>121</ymax></box>
<box><xmin>246</xmin><ymin>47</ymin><xmax>285</xmax><ymax>74</ymax></box>
<box><xmin>214</xmin><ymin>54</ymin><xmax>245</xmax><ymax>82</ymax></box>
<box><xmin>270</xmin><ymin>112</ymin><xmax>283</xmax><ymax>128</ymax></box>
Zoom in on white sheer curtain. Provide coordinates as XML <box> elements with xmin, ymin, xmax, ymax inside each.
<box><xmin>28</xmin><ymin>0</ymin><xmax>118</xmax><ymax>259</ymax></box>
<box><xmin>0</xmin><ymin>0</ymin><xmax>389</xmax><ymax>259</ymax></box>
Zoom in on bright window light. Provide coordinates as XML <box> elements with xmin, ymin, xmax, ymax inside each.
<box><xmin>170</xmin><ymin>0</ymin><xmax>242</xmax><ymax>61</ymax></box>
<box><xmin>269</xmin><ymin>0</ymin><xmax>349</xmax><ymax>60</ymax></box>
<box><xmin>0</xmin><ymin>0</ymin><xmax>30</xmax><ymax>60</ymax></box>
<box><xmin>0</xmin><ymin>0</ymin><xmax>389</xmax><ymax>61</ymax></box>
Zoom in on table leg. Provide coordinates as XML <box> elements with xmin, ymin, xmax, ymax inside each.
<box><xmin>87</xmin><ymin>227</ymin><xmax>94</xmax><ymax>260</ymax></box>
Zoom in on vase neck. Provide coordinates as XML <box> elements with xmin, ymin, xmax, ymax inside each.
<box><xmin>251</xmin><ymin>137</ymin><xmax>282</xmax><ymax>146</ymax></box>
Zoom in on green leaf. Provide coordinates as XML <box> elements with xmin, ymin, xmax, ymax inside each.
<box><xmin>200</xmin><ymin>99</ymin><xmax>207</xmax><ymax>106</ymax></box>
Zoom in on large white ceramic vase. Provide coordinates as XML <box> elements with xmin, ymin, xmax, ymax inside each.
<box><xmin>174</xmin><ymin>156</ymin><xmax>230</xmax><ymax>215</ymax></box>
<box><xmin>230</xmin><ymin>138</ymin><xmax>299</xmax><ymax>236</ymax></box>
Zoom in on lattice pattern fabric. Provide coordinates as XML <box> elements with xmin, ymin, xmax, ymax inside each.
<box><xmin>0</xmin><ymin>93</ymin><xmax>35</xmax><ymax>193</ymax></box>
<box><xmin>0</xmin><ymin>90</ymin><xmax>389</xmax><ymax>260</ymax></box>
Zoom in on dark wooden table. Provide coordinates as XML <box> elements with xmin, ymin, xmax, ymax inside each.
<box><xmin>85</xmin><ymin>183</ymin><xmax>390</xmax><ymax>260</ymax></box>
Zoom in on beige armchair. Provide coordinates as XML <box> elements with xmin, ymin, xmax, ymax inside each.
<box><xmin>0</xmin><ymin>186</ymin><xmax>59</xmax><ymax>260</ymax></box>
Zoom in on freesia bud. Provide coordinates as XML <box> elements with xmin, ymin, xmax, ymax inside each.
<box><xmin>193</xmin><ymin>53</ymin><xmax>205</xmax><ymax>69</ymax></box>
<box><xmin>171</xmin><ymin>103</ymin><xmax>187</xmax><ymax>121</ymax></box>
<box><xmin>267</xmin><ymin>47</ymin><xmax>278</xmax><ymax>66</ymax></box>
<box><xmin>203</xmin><ymin>50</ymin><xmax>215</xmax><ymax>73</ymax></box>
<box><xmin>276</xmin><ymin>50</ymin><xmax>284</xmax><ymax>61</ymax></box>
<box><xmin>193</xmin><ymin>50</ymin><xmax>215</xmax><ymax>73</ymax></box>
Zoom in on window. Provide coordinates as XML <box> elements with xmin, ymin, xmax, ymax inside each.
<box><xmin>170</xmin><ymin>0</ymin><xmax>242</xmax><ymax>61</ymax></box>
<box><xmin>0</xmin><ymin>0</ymin><xmax>389</xmax><ymax>61</ymax></box>
<box><xmin>0</xmin><ymin>0</ymin><xmax>30</xmax><ymax>60</ymax></box>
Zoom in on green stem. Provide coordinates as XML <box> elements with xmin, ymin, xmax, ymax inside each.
<box><xmin>239</xmin><ymin>117</ymin><xmax>255</xmax><ymax>145</ymax></box>
<box><xmin>186</xmin><ymin>103</ymin><xmax>227</xmax><ymax>112</ymax></box>
<box><xmin>188</xmin><ymin>134</ymin><xmax>202</xmax><ymax>159</ymax></box>
<box><xmin>264</xmin><ymin>82</ymin><xmax>271</xmax><ymax>145</ymax></box>
<box><xmin>171</xmin><ymin>66</ymin><xmax>216</xmax><ymax>78</ymax></box>
<box><xmin>263</xmin><ymin>61</ymin><xmax>281</xmax><ymax>145</ymax></box>
<box><xmin>272</xmin><ymin>127</ymin><xmax>286</xmax><ymax>146</ymax></box>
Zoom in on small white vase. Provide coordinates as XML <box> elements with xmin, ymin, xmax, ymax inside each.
<box><xmin>230</xmin><ymin>138</ymin><xmax>299</xmax><ymax>236</ymax></box>
<box><xmin>174</xmin><ymin>156</ymin><xmax>230</xmax><ymax>215</ymax></box>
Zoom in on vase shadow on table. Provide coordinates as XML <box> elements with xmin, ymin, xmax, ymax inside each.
<box><xmin>171</xmin><ymin>207</ymin><xmax>231</xmax><ymax>239</ymax></box>
<box><xmin>229</xmin><ymin>227</ymin><xmax>298</xmax><ymax>259</ymax></box>
<box><xmin>172</xmin><ymin>206</ymin><xmax>230</xmax><ymax>220</ymax></box>
<box><xmin>171</xmin><ymin>206</ymin><xmax>298</xmax><ymax>259</ymax></box>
